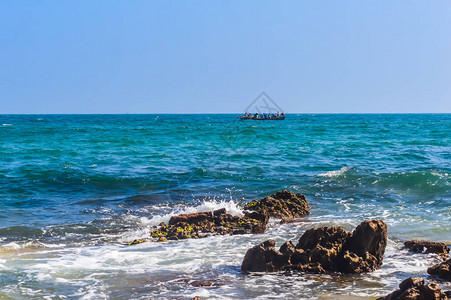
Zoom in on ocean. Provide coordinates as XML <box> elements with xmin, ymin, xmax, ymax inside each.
<box><xmin>0</xmin><ymin>114</ymin><xmax>450</xmax><ymax>299</ymax></box>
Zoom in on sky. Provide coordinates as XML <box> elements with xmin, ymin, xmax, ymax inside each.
<box><xmin>0</xmin><ymin>1</ymin><xmax>450</xmax><ymax>114</ymax></box>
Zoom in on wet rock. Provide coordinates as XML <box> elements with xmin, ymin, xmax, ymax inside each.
<box><xmin>279</xmin><ymin>218</ymin><xmax>311</xmax><ymax>224</ymax></box>
<box><xmin>241</xmin><ymin>240</ymin><xmax>288</xmax><ymax>272</ymax></box>
<box><xmin>376</xmin><ymin>277</ymin><xmax>448</xmax><ymax>300</ymax></box>
<box><xmin>150</xmin><ymin>208</ymin><xmax>269</xmax><ymax>241</ymax></box>
<box><xmin>169</xmin><ymin>211</ymin><xmax>212</xmax><ymax>225</ymax></box>
<box><xmin>245</xmin><ymin>190</ymin><xmax>310</xmax><ymax>219</ymax></box>
<box><xmin>296</xmin><ymin>226</ymin><xmax>350</xmax><ymax>271</ymax></box>
<box><xmin>190</xmin><ymin>281</ymin><xmax>213</xmax><ymax>287</ymax></box>
<box><xmin>428</xmin><ymin>259</ymin><xmax>451</xmax><ymax>281</ymax></box>
<box><xmin>404</xmin><ymin>240</ymin><xmax>449</xmax><ymax>260</ymax></box>
<box><xmin>340</xmin><ymin>220</ymin><xmax>388</xmax><ymax>273</ymax></box>
<box><xmin>126</xmin><ymin>238</ymin><xmax>148</xmax><ymax>245</ymax></box>
<box><xmin>241</xmin><ymin>220</ymin><xmax>387</xmax><ymax>274</ymax></box>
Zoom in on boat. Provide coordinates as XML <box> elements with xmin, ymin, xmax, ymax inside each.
<box><xmin>238</xmin><ymin>114</ymin><xmax>285</xmax><ymax>120</ymax></box>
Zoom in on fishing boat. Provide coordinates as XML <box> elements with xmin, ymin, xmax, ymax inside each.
<box><xmin>238</xmin><ymin>113</ymin><xmax>285</xmax><ymax>120</ymax></box>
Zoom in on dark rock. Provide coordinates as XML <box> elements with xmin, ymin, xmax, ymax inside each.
<box><xmin>280</xmin><ymin>218</ymin><xmax>311</xmax><ymax>224</ymax></box>
<box><xmin>241</xmin><ymin>219</ymin><xmax>387</xmax><ymax>274</ymax></box>
<box><xmin>445</xmin><ymin>291</ymin><xmax>451</xmax><ymax>298</ymax></box>
<box><xmin>340</xmin><ymin>220</ymin><xmax>387</xmax><ymax>273</ymax></box>
<box><xmin>213</xmin><ymin>208</ymin><xmax>226</xmax><ymax>216</ymax></box>
<box><xmin>150</xmin><ymin>208</ymin><xmax>269</xmax><ymax>241</ymax></box>
<box><xmin>404</xmin><ymin>240</ymin><xmax>449</xmax><ymax>260</ymax></box>
<box><xmin>428</xmin><ymin>259</ymin><xmax>451</xmax><ymax>281</ymax></box>
<box><xmin>279</xmin><ymin>241</ymin><xmax>296</xmax><ymax>256</ymax></box>
<box><xmin>241</xmin><ymin>240</ymin><xmax>289</xmax><ymax>272</ymax></box>
<box><xmin>296</xmin><ymin>226</ymin><xmax>350</xmax><ymax>271</ymax></box>
<box><xmin>245</xmin><ymin>190</ymin><xmax>310</xmax><ymax>219</ymax></box>
<box><xmin>191</xmin><ymin>281</ymin><xmax>213</xmax><ymax>287</ymax></box>
<box><xmin>377</xmin><ymin>277</ymin><xmax>448</xmax><ymax>300</ymax></box>
<box><xmin>168</xmin><ymin>211</ymin><xmax>212</xmax><ymax>226</ymax></box>
<box><xmin>398</xmin><ymin>276</ymin><xmax>424</xmax><ymax>291</ymax></box>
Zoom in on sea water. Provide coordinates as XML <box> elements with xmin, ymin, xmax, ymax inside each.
<box><xmin>0</xmin><ymin>114</ymin><xmax>450</xmax><ymax>299</ymax></box>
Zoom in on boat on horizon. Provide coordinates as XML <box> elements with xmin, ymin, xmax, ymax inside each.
<box><xmin>238</xmin><ymin>112</ymin><xmax>285</xmax><ymax>120</ymax></box>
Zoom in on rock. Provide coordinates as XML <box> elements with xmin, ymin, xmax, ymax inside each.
<box><xmin>296</xmin><ymin>226</ymin><xmax>350</xmax><ymax>271</ymax></box>
<box><xmin>340</xmin><ymin>220</ymin><xmax>388</xmax><ymax>273</ymax></box>
<box><xmin>428</xmin><ymin>259</ymin><xmax>451</xmax><ymax>281</ymax></box>
<box><xmin>245</xmin><ymin>190</ymin><xmax>310</xmax><ymax>219</ymax></box>
<box><xmin>445</xmin><ymin>291</ymin><xmax>451</xmax><ymax>298</ymax></box>
<box><xmin>150</xmin><ymin>208</ymin><xmax>269</xmax><ymax>241</ymax></box>
<box><xmin>377</xmin><ymin>277</ymin><xmax>448</xmax><ymax>300</ymax></box>
<box><xmin>126</xmin><ymin>238</ymin><xmax>148</xmax><ymax>245</ymax></box>
<box><xmin>241</xmin><ymin>219</ymin><xmax>387</xmax><ymax>274</ymax></box>
<box><xmin>191</xmin><ymin>281</ymin><xmax>213</xmax><ymax>287</ymax></box>
<box><xmin>241</xmin><ymin>240</ymin><xmax>288</xmax><ymax>272</ymax></box>
<box><xmin>404</xmin><ymin>240</ymin><xmax>449</xmax><ymax>260</ymax></box>
<box><xmin>169</xmin><ymin>211</ymin><xmax>213</xmax><ymax>226</ymax></box>
<box><xmin>280</xmin><ymin>218</ymin><xmax>311</xmax><ymax>224</ymax></box>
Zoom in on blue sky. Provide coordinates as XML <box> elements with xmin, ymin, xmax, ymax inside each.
<box><xmin>1</xmin><ymin>1</ymin><xmax>450</xmax><ymax>113</ymax></box>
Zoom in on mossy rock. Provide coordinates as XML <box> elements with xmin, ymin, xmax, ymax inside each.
<box><xmin>127</xmin><ymin>238</ymin><xmax>148</xmax><ymax>246</ymax></box>
<box><xmin>245</xmin><ymin>190</ymin><xmax>310</xmax><ymax>219</ymax></box>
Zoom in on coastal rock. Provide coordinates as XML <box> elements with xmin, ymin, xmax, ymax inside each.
<box><xmin>404</xmin><ymin>240</ymin><xmax>449</xmax><ymax>260</ymax></box>
<box><xmin>428</xmin><ymin>259</ymin><xmax>451</xmax><ymax>281</ymax></box>
<box><xmin>126</xmin><ymin>238</ymin><xmax>148</xmax><ymax>245</ymax></box>
<box><xmin>340</xmin><ymin>220</ymin><xmax>388</xmax><ymax>273</ymax></box>
<box><xmin>241</xmin><ymin>240</ymin><xmax>288</xmax><ymax>272</ymax></box>
<box><xmin>241</xmin><ymin>219</ymin><xmax>387</xmax><ymax>274</ymax></box>
<box><xmin>149</xmin><ymin>208</ymin><xmax>269</xmax><ymax>241</ymax></box>
<box><xmin>245</xmin><ymin>190</ymin><xmax>310</xmax><ymax>219</ymax></box>
<box><xmin>376</xmin><ymin>277</ymin><xmax>448</xmax><ymax>300</ymax></box>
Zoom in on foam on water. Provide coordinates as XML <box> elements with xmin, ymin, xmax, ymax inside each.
<box><xmin>318</xmin><ymin>167</ymin><xmax>351</xmax><ymax>178</ymax></box>
<box><xmin>1</xmin><ymin>203</ymin><xmax>450</xmax><ymax>299</ymax></box>
<box><xmin>144</xmin><ymin>199</ymin><xmax>244</xmax><ymax>227</ymax></box>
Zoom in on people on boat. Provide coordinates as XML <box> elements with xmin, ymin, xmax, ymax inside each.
<box><xmin>241</xmin><ymin>112</ymin><xmax>284</xmax><ymax>119</ymax></box>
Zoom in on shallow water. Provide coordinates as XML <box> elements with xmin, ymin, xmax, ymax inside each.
<box><xmin>0</xmin><ymin>114</ymin><xmax>450</xmax><ymax>299</ymax></box>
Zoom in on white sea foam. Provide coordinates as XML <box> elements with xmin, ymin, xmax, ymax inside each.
<box><xmin>318</xmin><ymin>167</ymin><xmax>350</xmax><ymax>177</ymax></box>
<box><xmin>2</xmin><ymin>221</ymin><xmax>451</xmax><ymax>299</ymax></box>
<box><xmin>2</xmin><ymin>200</ymin><xmax>450</xmax><ymax>299</ymax></box>
<box><xmin>145</xmin><ymin>199</ymin><xmax>244</xmax><ymax>227</ymax></box>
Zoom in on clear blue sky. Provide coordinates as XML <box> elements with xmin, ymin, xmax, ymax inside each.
<box><xmin>1</xmin><ymin>1</ymin><xmax>450</xmax><ymax>113</ymax></box>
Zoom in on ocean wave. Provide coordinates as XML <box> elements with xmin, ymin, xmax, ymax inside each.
<box><xmin>145</xmin><ymin>199</ymin><xmax>244</xmax><ymax>227</ymax></box>
<box><xmin>0</xmin><ymin>226</ymin><xmax>44</xmax><ymax>238</ymax></box>
<box><xmin>373</xmin><ymin>171</ymin><xmax>450</xmax><ymax>192</ymax></box>
<box><xmin>316</xmin><ymin>167</ymin><xmax>449</xmax><ymax>193</ymax></box>
<box><xmin>317</xmin><ymin>167</ymin><xmax>352</xmax><ymax>178</ymax></box>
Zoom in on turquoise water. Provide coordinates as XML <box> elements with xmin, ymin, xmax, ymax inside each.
<box><xmin>0</xmin><ymin>114</ymin><xmax>450</xmax><ymax>299</ymax></box>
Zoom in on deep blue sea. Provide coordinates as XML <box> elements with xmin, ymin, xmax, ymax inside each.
<box><xmin>0</xmin><ymin>114</ymin><xmax>450</xmax><ymax>299</ymax></box>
